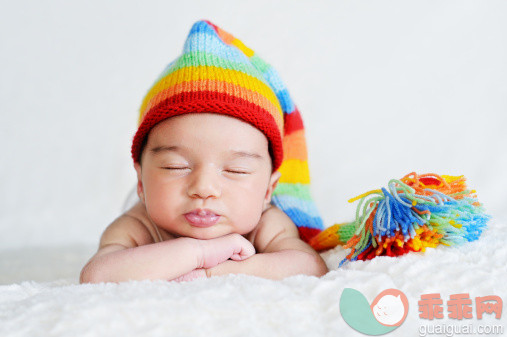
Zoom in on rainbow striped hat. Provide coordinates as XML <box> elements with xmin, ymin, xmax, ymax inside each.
<box><xmin>131</xmin><ymin>20</ymin><xmax>324</xmax><ymax>242</ymax></box>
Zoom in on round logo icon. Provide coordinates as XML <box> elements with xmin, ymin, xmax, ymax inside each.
<box><xmin>340</xmin><ymin>288</ymin><xmax>409</xmax><ymax>335</ymax></box>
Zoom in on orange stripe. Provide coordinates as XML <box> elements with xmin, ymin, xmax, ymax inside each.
<box><xmin>216</xmin><ymin>26</ymin><xmax>234</xmax><ymax>44</ymax></box>
<box><xmin>282</xmin><ymin>129</ymin><xmax>307</xmax><ymax>161</ymax></box>
<box><xmin>141</xmin><ymin>79</ymin><xmax>284</xmax><ymax>132</ymax></box>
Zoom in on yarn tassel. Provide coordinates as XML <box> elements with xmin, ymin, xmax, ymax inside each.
<box><xmin>309</xmin><ymin>172</ymin><xmax>490</xmax><ymax>266</ymax></box>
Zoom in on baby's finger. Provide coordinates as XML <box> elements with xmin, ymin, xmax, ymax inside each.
<box><xmin>231</xmin><ymin>244</ymin><xmax>256</xmax><ymax>260</ymax></box>
<box><xmin>229</xmin><ymin>254</ymin><xmax>242</xmax><ymax>261</ymax></box>
<box><xmin>229</xmin><ymin>252</ymin><xmax>253</xmax><ymax>261</ymax></box>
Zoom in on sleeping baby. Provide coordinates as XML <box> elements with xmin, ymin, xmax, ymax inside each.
<box><xmin>80</xmin><ymin>20</ymin><xmax>328</xmax><ymax>283</ymax></box>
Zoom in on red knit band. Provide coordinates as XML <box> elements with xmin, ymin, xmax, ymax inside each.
<box><xmin>131</xmin><ymin>91</ymin><xmax>284</xmax><ymax>171</ymax></box>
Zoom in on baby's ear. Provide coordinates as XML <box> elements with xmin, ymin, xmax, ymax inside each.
<box><xmin>264</xmin><ymin>170</ymin><xmax>281</xmax><ymax>208</ymax></box>
<box><xmin>133</xmin><ymin>162</ymin><xmax>145</xmax><ymax>204</ymax></box>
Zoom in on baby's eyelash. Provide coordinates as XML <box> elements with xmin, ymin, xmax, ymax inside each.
<box><xmin>225</xmin><ymin>170</ymin><xmax>250</xmax><ymax>174</ymax></box>
<box><xmin>163</xmin><ymin>167</ymin><xmax>189</xmax><ymax>170</ymax></box>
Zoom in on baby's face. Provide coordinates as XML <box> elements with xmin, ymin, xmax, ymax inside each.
<box><xmin>134</xmin><ymin>113</ymin><xmax>281</xmax><ymax>240</ymax></box>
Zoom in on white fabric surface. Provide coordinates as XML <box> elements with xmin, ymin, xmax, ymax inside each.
<box><xmin>1</xmin><ymin>219</ymin><xmax>505</xmax><ymax>336</ymax></box>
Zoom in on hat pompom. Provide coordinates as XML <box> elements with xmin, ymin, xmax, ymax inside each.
<box><xmin>309</xmin><ymin>172</ymin><xmax>490</xmax><ymax>266</ymax></box>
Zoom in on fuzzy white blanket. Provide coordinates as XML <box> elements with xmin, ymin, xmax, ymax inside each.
<box><xmin>1</xmin><ymin>219</ymin><xmax>506</xmax><ymax>337</ymax></box>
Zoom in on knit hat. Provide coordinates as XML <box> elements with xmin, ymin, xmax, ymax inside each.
<box><xmin>131</xmin><ymin>20</ymin><xmax>324</xmax><ymax>243</ymax></box>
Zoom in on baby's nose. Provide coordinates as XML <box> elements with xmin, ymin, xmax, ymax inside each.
<box><xmin>186</xmin><ymin>167</ymin><xmax>221</xmax><ymax>199</ymax></box>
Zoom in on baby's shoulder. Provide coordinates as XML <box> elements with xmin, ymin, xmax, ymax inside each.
<box><xmin>251</xmin><ymin>205</ymin><xmax>299</xmax><ymax>253</ymax></box>
<box><xmin>100</xmin><ymin>202</ymin><xmax>174</xmax><ymax>249</ymax></box>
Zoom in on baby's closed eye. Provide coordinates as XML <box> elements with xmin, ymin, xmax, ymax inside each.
<box><xmin>161</xmin><ymin>166</ymin><xmax>251</xmax><ymax>175</ymax></box>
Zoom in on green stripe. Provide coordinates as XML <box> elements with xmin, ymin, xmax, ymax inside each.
<box><xmin>155</xmin><ymin>51</ymin><xmax>269</xmax><ymax>86</ymax></box>
<box><xmin>250</xmin><ymin>54</ymin><xmax>272</xmax><ymax>73</ymax></box>
<box><xmin>272</xmin><ymin>183</ymin><xmax>312</xmax><ymax>200</ymax></box>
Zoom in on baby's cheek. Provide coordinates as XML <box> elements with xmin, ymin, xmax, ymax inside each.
<box><xmin>231</xmin><ymin>207</ymin><xmax>262</xmax><ymax>235</ymax></box>
<box><xmin>242</xmin><ymin>207</ymin><xmax>262</xmax><ymax>223</ymax></box>
<box><xmin>146</xmin><ymin>197</ymin><xmax>179</xmax><ymax>226</ymax></box>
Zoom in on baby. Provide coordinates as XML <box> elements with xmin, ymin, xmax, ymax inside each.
<box><xmin>80</xmin><ymin>20</ymin><xmax>328</xmax><ymax>283</ymax></box>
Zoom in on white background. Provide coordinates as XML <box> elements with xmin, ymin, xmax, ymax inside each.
<box><xmin>1</xmin><ymin>0</ymin><xmax>506</xmax><ymax>250</ymax></box>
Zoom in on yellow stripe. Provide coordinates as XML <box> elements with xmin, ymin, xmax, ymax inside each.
<box><xmin>139</xmin><ymin>66</ymin><xmax>281</xmax><ymax>116</ymax></box>
<box><xmin>278</xmin><ymin>159</ymin><xmax>310</xmax><ymax>184</ymax></box>
<box><xmin>231</xmin><ymin>38</ymin><xmax>254</xmax><ymax>57</ymax></box>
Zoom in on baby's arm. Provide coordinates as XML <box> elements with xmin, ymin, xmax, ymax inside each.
<box><xmin>206</xmin><ymin>206</ymin><xmax>329</xmax><ymax>280</ymax></box>
<box><xmin>79</xmin><ymin>215</ymin><xmax>254</xmax><ymax>283</ymax></box>
<box><xmin>79</xmin><ymin>214</ymin><xmax>203</xmax><ymax>283</ymax></box>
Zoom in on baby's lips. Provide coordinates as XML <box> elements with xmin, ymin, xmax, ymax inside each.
<box><xmin>184</xmin><ymin>209</ymin><xmax>221</xmax><ymax>227</ymax></box>
<box><xmin>186</xmin><ymin>208</ymin><xmax>220</xmax><ymax>217</ymax></box>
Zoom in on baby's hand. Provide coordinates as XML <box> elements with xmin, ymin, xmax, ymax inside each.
<box><xmin>198</xmin><ymin>233</ymin><xmax>256</xmax><ymax>269</ymax></box>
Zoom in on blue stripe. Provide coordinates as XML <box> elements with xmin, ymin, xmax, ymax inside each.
<box><xmin>282</xmin><ymin>208</ymin><xmax>324</xmax><ymax>230</ymax></box>
<box><xmin>271</xmin><ymin>194</ymin><xmax>321</xmax><ymax>218</ymax></box>
<box><xmin>262</xmin><ymin>68</ymin><xmax>295</xmax><ymax>113</ymax></box>
<box><xmin>272</xmin><ymin>195</ymin><xmax>324</xmax><ymax>230</ymax></box>
<box><xmin>188</xmin><ymin>20</ymin><xmax>216</xmax><ymax>35</ymax></box>
<box><xmin>183</xmin><ymin>31</ymin><xmax>250</xmax><ymax>65</ymax></box>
